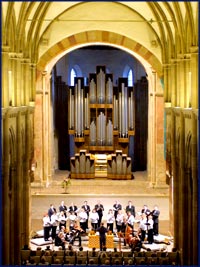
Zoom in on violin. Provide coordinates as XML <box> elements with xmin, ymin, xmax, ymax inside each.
<box><xmin>74</xmin><ymin>224</ymin><xmax>84</xmax><ymax>232</ymax></box>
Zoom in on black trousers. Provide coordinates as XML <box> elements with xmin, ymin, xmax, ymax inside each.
<box><xmin>107</xmin><ymin>223</ymin><xmax>113</xmax><ymax>233</ymax></box>
<box><xmin>80</xmin><ymin>221</ymin><xmax>87</xmax><ymax>232</ymax></box>
<box><xmin>148</xmin><ymin>229</ymin><xmax>154</xmax><ymax>244</ymax></box>
<box><xmin>44</xmin><ymin>226</ymin><xmax>51</xmax><ymax>241</ymax></box>
<box><xmin>116</xmin><ymin>224</ymin><xmax>123</xmax><ymax>233</ymax></box>
<box><xmin>99</xmin><ymin>235</ymin><xmax>106</xmax><ymax>251</ymax></box>
<box><xmin>51</xmin><ymin>225</ymin><xmax>57</xmax><ymax>240</ymax></box>
<box><xmin>91</xmin><ymin>223</ymin><xmax>98</xmax><ymax>231</ymax></box>
<box><xmin>141</xmin><ymin>230</ymin><xmax>146</xmax><ymax>241</ymax></box>
<box><xmin>153</xmin><ymin>222</ymin><xmax>159</xmax><ymax>235</ymax></box>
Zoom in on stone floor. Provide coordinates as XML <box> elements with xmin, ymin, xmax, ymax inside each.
<box><xmin>31</xmin><ymin>170</ymin><xmax>169</xmax><ymax>195</ymax></box>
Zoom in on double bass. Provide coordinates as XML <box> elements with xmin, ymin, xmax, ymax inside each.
<box><xmin>124</xmin><ymin>225</ymin><xmax>140</xmax><ymax>248</ymax></box>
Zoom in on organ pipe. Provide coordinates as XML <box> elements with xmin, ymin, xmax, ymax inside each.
<box><xmin>90</xmin><ymin>121</ymin><xmax>96</xmax><ymax>145</ymax></box>
<box><xmin>106</xmin><ymin>77</ymin><xmax>113</xmax><ymax>104</ymax></box>
<box><xmin>68</xmin><ymin>68</ymin><xmax>135</xmax><ymax>146</ymax></box>
<box><xmin>129</xmin><ymin>90</ymin><xmax>134</xmax><ymax>130</ymax></box>
<box><xmin>97</xmin><ymin>68</ymin><xmax>105</xmax><ymax>103</ymax></box>
<box><xmin>90</xmin><ymin>78</ymin><xmax>96</xmax><ymax>103</ymax></box>
<box><xmin>119</xmin><ymin>92</ymin><xmax>122</xmax><ymax>136</ymax></box>
<box><xmin>75</xmin><ymin>85</ymin><xmax>78</xmax><ymax>135</ymax></box>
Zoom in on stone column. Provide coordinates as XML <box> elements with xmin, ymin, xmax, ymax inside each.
<box><xmin>24</xmin><ymin>108</ymin><xmax>34</xmax><ymax>246</ymax></box>
<box><xmin>15</xmin><ymin>109</ymin><xmax>23</xmax><ymax>264</ymax></box>
<box><xmin>9</xmin><ymin>52</ymin><xmax>23</xmax><ymax>107</ymax></box>
<box><xmin>170</xmin><ymin>108</ymin><xmax>178</xmax><ymax>248</ymax></box>
<box><xmin>42</xmin><ymin>72</ymin><xmax>52</xmax><ymax>186</ymax></box>
<box><xmin>147</xmin><ymin>70</ymin><xmax>156</xmax><ymax>187</ymax></box>
<box><xmin>2</xmin><ymin>46</ymin><xmax>10</xmax><ymax>107</ymax></box>
<box><xmin>163</xmin><ymin>64</ymin><xmax>171</xmax><ymax>102</ymax></box>
<box><xmin>177</xmin><ymin>57</ymin><xmax>185</xmax><ymax>108</ymax></box>
<box><xmin>190</xmin><ymin>47</ymin><xmax>198</xmax><ymax>109</ymax></box>
<box><xmin>2</xmin><ymin>109</ymin><xmax>10</xmax><ymax>265</ymax></box>
<box><xmin>170</xmin><ymin>60</ymin><xmax>178</xmax><ymax>107</ymax></box>
<box><xmin>191</xmin><ymin>110</ymin><xmax>198</xmax><ymax>264</ymax></box>
<box><xmin>147</xmin><ymin>70</ymin><xmax>165</xmax><ymax>187</ymax></box>
<box><xmin>179</xmin><ymin>109</ymin><xmax>185</xmax><ymax>265</ymax></box>
<box><xmin>30</xmin><ymin>63</ymin><xmax>36</xmax><ymax>102</ymax></box>
<box><xmin>21</xmin><ymin>58</ymin><xmax>31</xmax><ymax>106</ymax></box>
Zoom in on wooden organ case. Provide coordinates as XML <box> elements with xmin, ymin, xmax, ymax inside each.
<box><xmin>68</xmin><ymin>66</ymin><xmax>135</xmax><ymax>179</ymax></box>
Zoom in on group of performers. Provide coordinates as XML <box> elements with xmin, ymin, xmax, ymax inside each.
<box><xmin>42</xmin><ymin>200</ymin><xmax>160</xmax><ymax>249</ymax></box>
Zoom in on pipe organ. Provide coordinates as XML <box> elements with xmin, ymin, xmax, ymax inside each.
<box><xmin>68</xmin><ymin>66</ymin><xmax>135</xmax><ymax>179</ymax></box>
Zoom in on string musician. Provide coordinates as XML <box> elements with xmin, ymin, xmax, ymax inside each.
<box><xmin>55</xmin><ymin>230</ymin><xmax>67</xmax><ymax>250</ymax></box>
<box><xmin>128</xmin><ymin>229</ymin><xmax>143</xmax><ymax>250</ymax></box>
<box><xmin>124</xmin><ymin>211</ymin><xmax>135</xmax><ymax>246</ymax></box>
<box><xmin>68</xmin><ymin>222</ymin><xmax>84</xmax><ymax>247</ymax></box>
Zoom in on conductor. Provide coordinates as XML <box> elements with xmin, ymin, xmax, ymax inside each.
<box><xmin>97</xmin><ymin>223</ymin><xmax>108</xmax><ymax>251</ymax></box>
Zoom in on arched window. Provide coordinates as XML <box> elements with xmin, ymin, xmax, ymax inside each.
<box><xmin>70</xmin><ymin>68</ymin><xmax>77</xmax><ymax>86</ymax></box>
<box><xmin>128</xmin><ymin>69</ymin><xmax>133</xmax><ymax>86</ymax></box>
<box><xmin>123</xmin><ymin>65</ymin><xmax>134</xmax><ymax>86</ymax></box>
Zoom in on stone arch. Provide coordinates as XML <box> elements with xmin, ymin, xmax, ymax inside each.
<box><xmin>37</xmin><ymin>30</ymin><xmax>162</xmax><ymax>78</ymax></box>
<box><xmin>34</xmin><ymin>28</ymin><xmax>165</xmax><ymax>188</ymax></box>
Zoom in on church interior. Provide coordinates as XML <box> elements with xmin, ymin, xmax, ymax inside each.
<box><xmin>1</xmin><ymin>2</ymin><xmax>199</xmax><ymax>266</ymax></box>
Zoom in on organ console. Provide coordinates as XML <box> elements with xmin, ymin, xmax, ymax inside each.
<box><xmin>68</xmin><ymin>66</ymin><xmax>135</xmax><ymax>179</ymax></box>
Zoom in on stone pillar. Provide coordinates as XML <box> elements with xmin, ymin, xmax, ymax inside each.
<box><xmin>30</xmin><ymin>63</ymin><xmax>36</xmax><ymax>102</ymax></box>
<box><xmin>42</xmin><ymin>71</ymin><xmax>52</xmax><ymax>185</ymax></box>
<box><xmin>9</xmin><ymin>52</ymin><xmax>23</xmax><ymax>107</ymax></box>
<box><xmin>2</xmin><ymin>109</ymin><xmax>11</xmax><ymax>265</ymax></box>
<box><xmin>177</xmin><ymin>57</ymin><xmax>185</xmax><ymax>108</ymax></box>
<box><xmin>15</xmin><ymin>110</ymin><xmax>23</xmax><ymax>264</ymax></box>
<box><xmin>21</xmin><ymin>58</ymin><xmax>31</xmax><ymax>106</ymax></box>
<box><xmin>34</xmin><ymin>70</ymin><xmax>43</xmax><ymax>183</ymax></box>
<box><xmin>24</xmin><ymin>108</ymin><xmax>34</xmax><ymax>246</ymax></box>
<box><xmin>170</xmin><ymin>60</ymin><xmax>177</xmax><ymax>107</ymax></box>
<box><xmin>148</xmin><ymin>70</ymin><xmax>156</xmax><ymax>187</ymax></box>
<box><xmin>147</xmin><ymin>70</ymin><xmax>165</xmax><ymax>187</ymax></box>
<box><xmin>169</xmin><ymin>109</ymin><xmax>178</xmax><ymax>245</ymax></box>
<box><xmin>163</xmin><ymin>64</ymin><xmax>171</xmax><ymax>102</ymax></box>
<box><xmin>184</xmin><ymin>57</ymin><xmax>192</xmax><ymax>108</ymax></box>
<box><xmin>34</xmin><ymin>71</ymin><xmax>52</xmax><ymax>184</ymax></box>
<box><xmin>179</xmin><ymin>109</ymin><xmax>185</xmax><ymax>265</ymax></box>
<box><xmin>2</xmin><ymin>46</ymin><xmax>10</xmax><ymax>107</ymax></box>
<box><xmin>190</xmin><ymin>47</ymin><xmax>198</xmax><ymax>109</ymax></box>
<box><xmin>191</xmin><ymin>110</ymin><xmax>198</xmax><ymax>264</ymax></box>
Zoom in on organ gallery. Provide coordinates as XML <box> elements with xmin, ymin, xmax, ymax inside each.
<box><xmin>68</xmin><ymin>66</ymin><xmax>134</xmax><ymax>179</ymax></box>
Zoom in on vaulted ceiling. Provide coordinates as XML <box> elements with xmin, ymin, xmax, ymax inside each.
<box><xmin>2</xmin><ymin>2</ymin><xmax>198</xmax><ymax>76</ymax></box>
